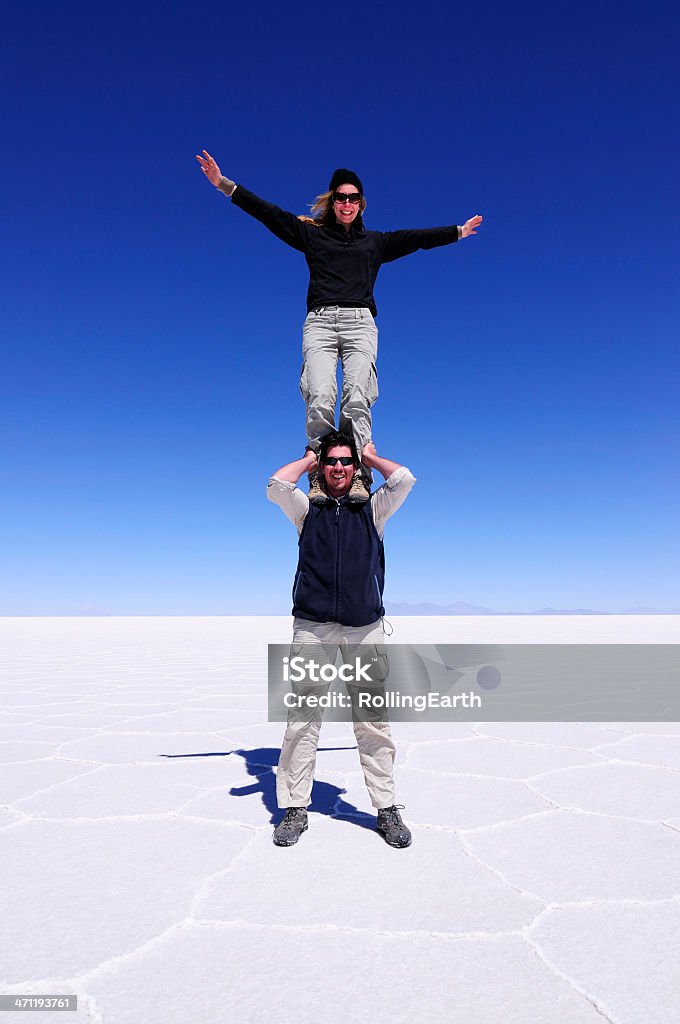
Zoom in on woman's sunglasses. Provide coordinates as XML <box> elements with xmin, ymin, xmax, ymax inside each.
<box><xmin>332</xmin><ymin>193</ymin><xmax>361</xmax><ymax>206</ymax></box>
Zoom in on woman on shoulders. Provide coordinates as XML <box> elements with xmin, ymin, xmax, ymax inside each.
<box><xmin>196</xmin><ymin>151</ymin><xmax>482</xmax><ymax>501</ymax></box>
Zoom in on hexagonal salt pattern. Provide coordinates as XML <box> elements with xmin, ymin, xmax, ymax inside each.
<box><xmin>530</xmin><ymin>902</ymin><xmax>680</xmax><ymax>1024</ymax></box>
<box><xmin>1</xmin><ymin>614</ymin><xmax>679</xmax><ymax>1024</ymax></box>
<box><xmin>83</xmin><ymin>925</ymin><xmax>608</xmax><ymax>1024</ymax></box>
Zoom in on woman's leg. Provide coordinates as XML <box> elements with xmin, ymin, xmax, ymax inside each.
<box><xmin>337</xmin><ymin>308</ymin><xmax>378</xmax><ymax>483</ymax></box>
<box><xmin>300</xmin><ymin>310</ymin><xmax>339</xmax><ymax>453</ymax></box>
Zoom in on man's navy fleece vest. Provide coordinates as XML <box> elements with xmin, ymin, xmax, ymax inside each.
<box><xmin>292</xmin><ymin>497</ymin><xmax>385</xmax><ymax>627</ymax></box>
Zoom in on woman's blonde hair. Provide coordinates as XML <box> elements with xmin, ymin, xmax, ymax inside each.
<box><xmin>298</xmin><ymin>189</ymin><xmax>367</xmax><ymax>228</ymax></box>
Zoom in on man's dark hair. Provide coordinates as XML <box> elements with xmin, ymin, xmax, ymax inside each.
<box><xmin>318</xmin><ymin>430</ymin><xmax>360</xmax><ymax>467</ymax></box>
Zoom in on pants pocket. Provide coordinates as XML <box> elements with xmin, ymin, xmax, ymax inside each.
<box><xmin>367</xmin><ymin>362</ymin><xmax>379</xmax><ymax>407</ymax></box>
<box><xmin>347</xmin><ymin>643</ymin><xmax>390</xmax><ymax>684</ymax></box>
<box><xmin>369</xmin><ymin>643</ymin><xmax>390</xmax><ymax>684</ymax></box>
<box><xmin>299</xmin><ymin>361</ymin><xmax>309</xmax><ymax>401</ymax></box>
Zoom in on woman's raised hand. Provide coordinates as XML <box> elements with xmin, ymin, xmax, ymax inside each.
<box><xmin>195</xmin><ymin>150</ymin><xmax>223</xmax><ymax>187</ymax></box>
<box><xmin>461</xmin><ymin>215</ymin><xmax>483</xmax><ymax>238</ymax></box>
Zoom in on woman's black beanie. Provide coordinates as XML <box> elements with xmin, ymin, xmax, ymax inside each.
<box><xmin>328</xmin><ymin>168</ymin><xmax>364</xmax><ymax>195</ymax></box>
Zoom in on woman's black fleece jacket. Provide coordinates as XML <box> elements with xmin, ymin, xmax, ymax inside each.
<box><xmin>227</xmin><ymin>184</ymin><xmax>460</xmax><ymax>318</ymax></box>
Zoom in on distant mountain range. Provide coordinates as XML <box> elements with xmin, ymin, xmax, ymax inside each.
<box><xmin>385</xmin><ymin>601</ymin><xmax>680</xmax><ymax>616</ymax></box>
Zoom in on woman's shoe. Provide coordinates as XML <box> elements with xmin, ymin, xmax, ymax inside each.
<box><xmin>348</xmin><ymin>470</ymin><xmax>370</xmax><ymax>503</ymax></box>
<box><xmin>307</xmin><ymin>471</ymin><xmax>327</xmax><ymax>505</ymax></box>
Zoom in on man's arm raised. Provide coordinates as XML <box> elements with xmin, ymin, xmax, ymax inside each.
<box><xmin>363</xmin><ymin>443</ymin><xmax>416</xmax><ymax>539</ymax></box>
<box><xmin>361</xmin><ymin>442</ymin><xmax>402</xmax><ymax>480</ymax></box>
<box><xmin>271</xmin><ymin>450</ymin><xmax>318</xmax><ymax>485</ymax></box>
<box><xmin>266</xmin><ymin>450</ymin><xmax>318</xmax><ymax>534</ymax></box>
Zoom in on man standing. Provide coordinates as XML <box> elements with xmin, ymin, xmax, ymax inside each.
<box><xmin>267</xmin><ymin>430</ymin><xmax>415</xmax><ymax>848</ymax></box>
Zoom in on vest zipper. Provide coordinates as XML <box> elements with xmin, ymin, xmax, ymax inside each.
<box><xmin>334</xmin><ymin>499</ymin><xmax>341</xmax><ymax>620</ymax></box>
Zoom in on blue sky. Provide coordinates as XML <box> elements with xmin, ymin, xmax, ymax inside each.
<box><xmin>3</xmin><ymin>0</ymin><xmax>678</xmax><ymax>614</ymax></box>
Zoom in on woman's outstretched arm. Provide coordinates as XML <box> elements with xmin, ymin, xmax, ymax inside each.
<box><xmin>196</xmin><ymin>150</ymin><xmax>235</xmax><ymax>193</ymax></box>
<box><xmin>195</xmin><ymin>149</ymin><xmax>308</xmax><ymax>252</ymax></box>
<box><xmin>380</xmin><ymin>213</ymin><xmax>483</xmax><ymax>263</ymax></box>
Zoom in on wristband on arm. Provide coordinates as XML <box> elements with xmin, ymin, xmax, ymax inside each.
<box><xmin>217</xmin><ymin>176</ymin><xmax>237</xmax><ymax>197</ymax></box>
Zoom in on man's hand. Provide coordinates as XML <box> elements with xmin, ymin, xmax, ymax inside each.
<box><xmin>195</xmin><ymin>150</ymin><xmax>224</xmax><ymax>188</ymax></box>
<box><xmin>271</xmin><ymin>449</ymin><xmax>318</xmax><ymax>485</ymax></box>
<box><xmin>362</xmin><ymin>443</ymin><xmax>402</xmax><ymax>480</ymax></box>
<box><xmin>461</xmin><ymin>214</ymin><xmax>483</xmax><ymax>238</ymax></box>
<box><xmin>362</xmin><ymin>442</ymin><xmax>377</xmax><ymax>469</ymax></box>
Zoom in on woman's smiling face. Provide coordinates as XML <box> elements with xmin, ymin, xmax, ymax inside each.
<box><xmin>332</xmin><ymin>184</ymin><xmax>362</xmax><ymax>230</ymax></box>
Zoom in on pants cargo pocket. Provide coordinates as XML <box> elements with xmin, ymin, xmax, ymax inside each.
<box><xmin>347</xmin><ymin>644</ymin><xmax>390</xmax><ymax>684</ymax></box>
<box><xmin>369</xmin><ymin>644</ymin><xmax>389</xmax><ymax>684</ymax></box>
<box><xmin>367</xmin><ymin>362</ymin><xmax>379</xmax><ymax>407</ymax></box>
<box><xmin>299</xmin><ymin>361</ymin><xmax>309</xmax><ymax>402</ymax></box>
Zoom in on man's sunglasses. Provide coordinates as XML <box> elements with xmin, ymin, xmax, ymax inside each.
<box><xmin>332</xmin><ymin>192</ymin><xmax>361</xmax><ymax>205</ymax></box>
<box><xmin>323</xmin><ymin>456</ymin><xmax>355</xmax><ymax>467</ymax></box>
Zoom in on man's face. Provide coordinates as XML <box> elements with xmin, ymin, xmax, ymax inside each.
<box><xmin>322</xmin><ymin>446</ymin><xmax>356</xmax><ymax>498</ymax></box>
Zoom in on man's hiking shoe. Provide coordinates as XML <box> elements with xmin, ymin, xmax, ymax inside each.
<box><xmin>348</xmin><ymin>471</ymin><xmax>370</xmax><ymax>504</ymax></box>
<box><xmin>376</xmin><ymin>805</ymin><xmax>412</xmax><ymax>848</ymax></box>
<box><xmin>307</xmin><ymin>471</ymin><xmax>326</xmax><ymax>505</ymax></box>
<box><xmin>273</xmin><ymin>807</ymin><xmax>308</xmax><ymax>847</ymax></box>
